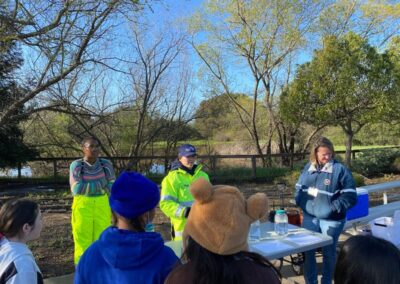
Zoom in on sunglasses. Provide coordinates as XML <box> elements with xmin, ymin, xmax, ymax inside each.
<box><xmin>84</xmin><ymin>144</ymin><xmax>99</xmax><ymax>149</ymax></box>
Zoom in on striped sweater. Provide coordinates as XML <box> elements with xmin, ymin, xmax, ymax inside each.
<box><xmin>69</xmin><ymin>158</ymin><xmax>115</xmax><ymax>196</ymax></box>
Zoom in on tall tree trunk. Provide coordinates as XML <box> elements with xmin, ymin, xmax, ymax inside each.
<box><xmin>342</xmin><ymin>120</ymin><xmax>354</xmax><ymax>167</ymax></box>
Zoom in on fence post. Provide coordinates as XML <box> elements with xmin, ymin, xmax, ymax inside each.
<box><xmin>53</xmin><ymin>160</ymin><xmax>58</xmax><ymax>178</ymax></box>
<box><xmin>211</xmin><ymin>156</ymin><xmax>217</xmax><ymax>176</ymax></box>
<box><xmin>17</xmin><ymin>162</ymin><xmax>22</xmax><ymax>179</ymax></box>
<box><xmin>251</xmin><ymin>156</ymin><xmax>257</xmax><ymax>180</ymax></box>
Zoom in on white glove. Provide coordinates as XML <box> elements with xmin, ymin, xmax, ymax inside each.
<box><xmin>307</xmin><ymin>186</ymin><xmax>318</xmax><ymax>198</ymax></box>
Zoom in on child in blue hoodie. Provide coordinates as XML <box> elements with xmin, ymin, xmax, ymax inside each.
<box><xmin>74</xmin><ymin>171</ymin><xmax>179</xmax><ymax>284</ymax></box>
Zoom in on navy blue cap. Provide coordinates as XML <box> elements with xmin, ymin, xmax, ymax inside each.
<box><xmin>178</xmin><ymin>144</ymin><xmax>197</xmax><ymax>157</ymax></box>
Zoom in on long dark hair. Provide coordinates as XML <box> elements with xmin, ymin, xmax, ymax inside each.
<box><xmin>335</xmin><ymin>235</ymin><xmax>400</xmax><ymax>284</ymax></box>
<box><xmin>0</xmin><ymin>199</ymin><xmax>39</xmax><ymax>238</ymax></box>
<box><xmin>111</xmin><ymin>212</ymin><xmax>145</xmax><ymax>232</ymax></box>
<box><xmin>182</xmin><ymin>236</ymin><xmax>281</xmax><ymax>284</ymax></box>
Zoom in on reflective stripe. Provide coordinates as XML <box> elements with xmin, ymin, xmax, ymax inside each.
<box><xmin>302</xmin><ymin>188</ymin><xmax>356</xmax><ymax>196</ymax></box>
<box><xmin>161</xmin><ymin>195</ymin><xmax>179</xmax><ymax>203</ymax></box>
<box><xmin>317</xmin><ymin>190</ymin><xmax>334</xmax><ymax>196</ymax></box>
<box><xmin>332</xmin><ymin>188</ymin><xmax>357</xmax><ymax>195</ymax></box>
<box><xmin>175</xmin><ymin>205</ymin><xmax>185</xmax><ymax>217</ymax></box>
<box><xmin>174</xmin><ymin>231</ymin><xmax>183</xmax><ymax>237</ymax></box>
<box><xmin>341</xmin><ymin>188</ymin><xmax>357</xmax><ymax>193</ymax></box>
<box><xmin>301</xmin><ymin>188</ymin><xmax>334</xmax><ymax>196</ymax></box>
<box><xmin>180</xmin><ymin>201</ymin><xmax>193</xmax><ymax>207</ymax></box>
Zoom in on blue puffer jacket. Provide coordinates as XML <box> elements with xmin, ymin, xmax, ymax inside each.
<box><xmin>74</xmin><ymin>227</ymin><xmax>179</xmax><ymax>284</ymax></box>
<box><xmin>295</xmin><ymin>160</ymin><xmax>357</xmax><ymax>220</ymax></box>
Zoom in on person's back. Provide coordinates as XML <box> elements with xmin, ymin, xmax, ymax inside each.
<box><xmin>74</xmin><ymin>171</ymin><xmax>179</xmax><ymax>284</ymax></box>
<box><xmin>75</xmin><ymin>227</ymin><xmax>177</xmax><ymax>284</ymax></box>
<box><xmin>165</xmin><ymin>238</ymin><xmax>280</xmax><ymax>284</ymax></box>
<box><xmin>165</xmin><ymin>178</ymin><xmax>281</xmax><ymax>284</ymax></box>
<box><xmin>335</xmin><ymin>235</ymin><xmax>400</xmax><ymax>284</ymax></box>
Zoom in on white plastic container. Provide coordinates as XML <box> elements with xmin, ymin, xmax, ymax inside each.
<box><xmin>274</xmin><ymin>210</ymin><xmax>288</xmax><ymax>236</ymax></box>
<box><xmin>370</xmin><ymin>215</ymin><xmax>400</xmax><ymax>246</ymax></box>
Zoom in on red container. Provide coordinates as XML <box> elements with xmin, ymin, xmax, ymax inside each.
<box><xmin>287</xmin><ymin>210</ymin><xmax>302</xmax><ymax>226</ymax></box>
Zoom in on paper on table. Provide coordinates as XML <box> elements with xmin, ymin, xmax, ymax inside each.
<box><xmin>251</xmin><ymin>240</ymin><xmax>295</xmax><ymax>253</ymax></box>
<box><xmin>286</xmin><ymin>233</ymin><xmax>322</xmax><ymax>246</ymax></box>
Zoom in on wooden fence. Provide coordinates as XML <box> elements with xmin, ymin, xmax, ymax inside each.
<box><xmin>14</xmin><ymin>147</ymin><xmax>399</xmax><ymax>179</ymax></box>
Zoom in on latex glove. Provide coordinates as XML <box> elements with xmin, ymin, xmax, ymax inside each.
<box><xmin>308</xmin><ymin>186</ymin><xmax>318</xmax><ymax>198</ymax></box>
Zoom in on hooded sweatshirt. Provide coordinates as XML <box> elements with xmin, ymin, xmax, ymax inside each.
<box><xmin>74</xmin><ymin>227</ymin><xmax>179</xmax><ymax>284</ymax></box>
<box><xmin>0</xmin><ymin>238</ymin><xmax>43</xmax><ymax>284</ymax></box>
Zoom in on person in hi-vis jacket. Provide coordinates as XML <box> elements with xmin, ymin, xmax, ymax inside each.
<box><xmin>160</xmin><ymin>144</ymin><xmax>209</xmax><ymax>240</ymax></box>
<box><xmin>295</xmin><ymin>137</ymin><xmax>357</xmax><ymax>284</ymax></box>
<box><xmin>69</xmin><ymin>137</ymin><xmax>115</xmax><ymax>265</ymax></box>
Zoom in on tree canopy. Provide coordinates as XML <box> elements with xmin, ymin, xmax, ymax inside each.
<box><xmin>0</xmin><ymin>40</ymin><xmax>37</xmax><ymax>167</ymax></box>
<box><xmin>281</xmin><ymin>32</ymin><xmax>397</xmax><ymax>165</ymax></box>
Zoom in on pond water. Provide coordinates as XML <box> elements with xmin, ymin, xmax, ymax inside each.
<box><xmin>0</xmin><ymin>166</ymin><xmax>32</xmax><ymax>177</ymax></box>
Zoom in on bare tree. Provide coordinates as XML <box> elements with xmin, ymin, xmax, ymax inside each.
<box><xmin>189</xmin><ymin>0</ymin><xmax>325</xmax><ymax>166</ymax></box>
<box><xmin>0</xmin><ymin>0</ymin><xmax>142</xmax><ymax>127</ymax></box>
<box><xmin>120</xmin><ymin>26</ymin><xmax>190</xmax><ymax>169</ymax></box>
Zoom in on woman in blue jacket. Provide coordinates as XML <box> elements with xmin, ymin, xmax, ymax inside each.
<box><xmin>295</xmin><ymin>137</ymin><xmax>357</xmax><ymax>284</ymax></box>
<box><xmin>74</xmin><ymin>171</ymin><xmax>179</xmax><ymax>284</ymax></box>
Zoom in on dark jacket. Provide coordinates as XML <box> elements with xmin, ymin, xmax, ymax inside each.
<box><xmin>74</xmin><ymin>227</ymin><xmax>179</xmax><ymax>284</ymax></box>
<box><xmin>295</xmin><ymin>160</ymin><xmax>357</xmax><ymax>220</ymax></box>
<box><xmin>164</xmin><ymin>255</ymin><xmax>281</xmax><ymax>284</ymax></box>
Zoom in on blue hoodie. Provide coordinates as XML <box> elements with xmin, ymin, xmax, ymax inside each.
<box><xmin>295</xmin><ymin>160</ymin><xmax>357</xmax><ymax>220</ymax></box>
<box><xmin>74</xmin><ymin>227</ymin><xmax>179</xmax><ymax>284</ymax></box>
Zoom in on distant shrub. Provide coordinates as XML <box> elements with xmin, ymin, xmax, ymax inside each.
<box><xmin>352</xmin><ymin>148</ymin><xmax>400</xmax><ymax>177</ymax></box>
<box><xmin>352</xmin><ymin>172</ymin><xmax>365</xmax><ymax>187</ymax></box>
<box><xmin>391</xmin><ymin>157</ymin><xmax>400</xmax><ymax>173</ymax></box>
<box><xmin>281</xmin><ymin>169</ymin><xmax>302</xmax><ymax>188</ymax></box>
<box><xmin>210</xmin><ymin>166</ymin><xmax>289</xmax><ymax>183</ymax></box>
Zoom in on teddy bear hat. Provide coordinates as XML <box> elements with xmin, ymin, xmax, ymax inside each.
<box><xmin>183</xmin><ymin>178</ymin><xmax>269</xmax><ymax>255</ymax></box>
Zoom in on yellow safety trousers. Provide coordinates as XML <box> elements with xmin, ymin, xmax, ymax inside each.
<box><xmin>71</xmin><ymin>194</ymin><xmax>111</xmax><ymax>265</ymax></box>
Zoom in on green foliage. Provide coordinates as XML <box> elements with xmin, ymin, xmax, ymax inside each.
<box><xmin>0</xmin><ymin>126</ymin><xmax>37</xmax><ymax>168</ymax></box>
<box><xmin>0</xmin><ymin>40</ymin><xmax>37</xmax><ymax>167</ymax></box>
<box><xmin>281</xmin><ymin>169</ymin><xmax>301</xmax><ymax>188</ymax></box>
<box><xmin>352</xmin><ymin>172</ymin><xmax>365</xmax><ymax>187</ymax></box>
<box><xmin>22</xmin><ymin>112</ymin><xmax>79</xmax><ymax>157</ymax></box>
<box><xmin>210</xmin><ymin>166</ymin><xmax>290</xmax><ymax>183</ymax></box>
<box><xmin>352</xmin><ymin>148</ymin><xmax>400</xmax><ymax>177</ymax></box>
<box><xmin>194</xmin><ymin>93</ymin><xmax>268</xmax><ymax>141</ymax></box>
<box><xmin>281</xmin><ymin>32</ymin><xmax>398</xmax><ymax>165</ymax></box>
<box><xmin>391</xmin><ymin>157</ymin><xmax>400</xmax><ymax>172</ymax></box>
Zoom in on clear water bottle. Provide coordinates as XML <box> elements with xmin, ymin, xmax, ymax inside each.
<box><xmin>274</xmin><ymin>209</ymin><xmax>288</xmax><ymax>236</ymax></box>
<box><xmin>248</xmin><ymin>220</ymin><xmax>261</xmax><ymax>242</ymax></box>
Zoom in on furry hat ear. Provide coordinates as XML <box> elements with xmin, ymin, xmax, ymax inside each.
<box><xmin>246</xmin><ymin>193</ymin><xmax>268</xmax><ymax>221</ymax></box>
<box><xmin>189</xmin><ymin>177</ymin><xmax>213</xmax><ymax>204</ymax></box>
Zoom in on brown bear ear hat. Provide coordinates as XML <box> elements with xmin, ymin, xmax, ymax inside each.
<box><xmin>183</xmin><ymin>177</ymin><xmax>269</xmax><ymax>255</ymax></box>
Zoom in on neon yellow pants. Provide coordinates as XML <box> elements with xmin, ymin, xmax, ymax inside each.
<box><xmin>71</xmin><ymin>194</ymin><xmax>111</xmax><ymax>265</ymax></box>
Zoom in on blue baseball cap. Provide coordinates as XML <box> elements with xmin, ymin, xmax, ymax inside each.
<box><xmin>178</xmin><ymin>144</ymin><xmax>197</xmax><ymax>157</ymax></box>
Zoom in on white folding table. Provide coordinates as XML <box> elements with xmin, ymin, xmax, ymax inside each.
<box><xmin>165</xmin><ymin>222</ymin><xmax>332</xmax><ymax>260</ymax></box>
<box><xmin>249</xmin><ymin>222</ymin><xmax>332</xmax><ymax>260</ymax></box>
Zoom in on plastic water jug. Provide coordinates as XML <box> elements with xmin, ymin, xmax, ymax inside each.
<box><xmin>274</xmin><ymin>209</ymin><xmax>288</xmax><ymax>236</ymax></box>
